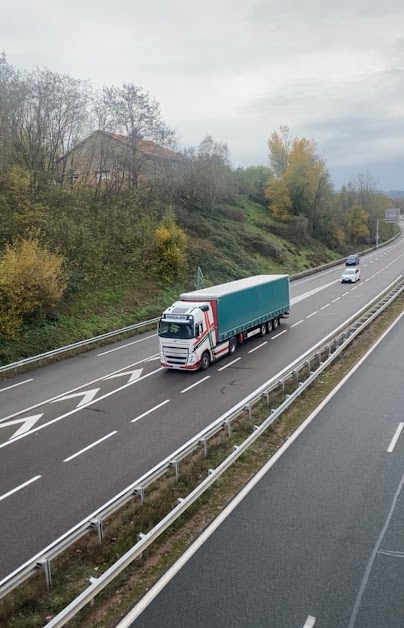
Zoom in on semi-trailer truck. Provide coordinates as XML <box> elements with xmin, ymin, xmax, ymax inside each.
<box><xmin>158</xmin><ymin>274</ymin><xmax>290</xmax><ymax>371</ymax></box>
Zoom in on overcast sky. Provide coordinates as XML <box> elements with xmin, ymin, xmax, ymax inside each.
<box><xmin>1</xmin><ymin>0</ymin><xmax>404</xmax><ymax>190</ymax></box>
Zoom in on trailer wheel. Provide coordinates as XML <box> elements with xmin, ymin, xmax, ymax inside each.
<box><xmin>200</xmin><ymin>351</ymin><xmax>211</xmax><ymax>370</ymax></box>
<box><xmin>267</xmin><ymin>320</ymin><xmax>273</xmax><ymax>333</ymax></box>
<box><xmin>259</xmin><ymin>324</ymin><xmax>267</xmax><ymax>337</ymax></box>
<box><xmin>273</xmin><ymin>317</ymin><xmax>279</xmax><ymax>330</ymax></box>
<box><xmin>229</xmin><ymin>337</ymin><xmax>237</xmax><ymax>355</ymax></box>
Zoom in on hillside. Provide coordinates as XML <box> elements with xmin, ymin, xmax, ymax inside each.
<box><xmin>0</xmin><ymin>198</ymin><xmax>340</xmax><ymax>366</ymax></box>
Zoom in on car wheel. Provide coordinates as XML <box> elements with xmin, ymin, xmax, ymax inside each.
<box><xmin>259</xmin><ymin>324</ymin><xmax>267</xmax><ymax>337</ymax></box>
<box><xmin>273</xmin><ymin>317</ymin><xmax>279</xmax><ymax>330</ymax></box>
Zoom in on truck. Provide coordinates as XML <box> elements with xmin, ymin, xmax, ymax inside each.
<box><xmin>158</xmin><ymin>274</ymin><xmax>290</xmax><ymax>371</ymax></box>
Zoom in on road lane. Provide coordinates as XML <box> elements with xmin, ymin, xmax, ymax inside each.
<box><xmin>121</xmin><ymin>310</ymin><xmax>404</xmax><ymax>628</ymax></box>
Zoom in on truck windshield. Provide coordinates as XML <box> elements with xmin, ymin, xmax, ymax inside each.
<box><xmin>159</xmin><ymin>321</ymin><xmax>194</xmax><ymax>339</ymax></box>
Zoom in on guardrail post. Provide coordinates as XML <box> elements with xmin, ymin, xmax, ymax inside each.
<box><xmin>293</xmin><ymin>369</ymin><xmax>299</xmax><ymax>385</ymax></box>
<box><xmin>280</xmin><ymin>379</ymin><xmax>285</xmax><ymax>395</ymax></box>
<box><xmin>133</xmin><ymin>487</ymin><xmax>145</xmax><ymax>505</ymax></box>
<box><xmin>88</xmin><ymin>577</ymin><xmax>98</xmax><ymax>605</ymax></box>
<box><xmin>199</xmin><ymin>437</ymin><xmax>208</xmax><ymax>458</ymax></box>
<box><xmin>224</xmin><ymin>418</ymin><xmax>232</xmax><ymax>437</ymax></box>
<box><xmin>90</xmin><ymin>518</ymin><xmax>103</xmax><ymax>543</ymax></box>
<box><xmin>137</xmin><ymin>532</ymin><xmax>147</xmax><ymax>560</ymax></box>
<box><xmin>169</xmin><ymin>460</ymin><xmax>180</xmax><ymax>481</ymax></box>
<box><xmin>244</xmin><ymin>404</ymin><xmax>252</xmax><ymax>420</ymax></box>
<box><xmin>36</xmin><ymin>558</ymin><xmax>52</xmax><ymax>588</ymax></box>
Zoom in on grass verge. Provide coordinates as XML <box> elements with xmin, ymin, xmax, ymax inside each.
<box><xmin>1</xmin><ymin>294</ymin><xmax>403</xmax><ymax>628</ymax></box>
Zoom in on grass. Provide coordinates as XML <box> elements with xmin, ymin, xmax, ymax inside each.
<box><xmin>1</xmin><ymin>293</ymin><xmax>403</xmax><ymax>628</ymax></box>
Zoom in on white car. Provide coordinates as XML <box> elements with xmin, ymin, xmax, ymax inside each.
<box><xmin>341</xmin><ymin>267</ymin><xmax>360</xmax><ymax>283</ymax></box>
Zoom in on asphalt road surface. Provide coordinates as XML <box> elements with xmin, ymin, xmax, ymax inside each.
<box><xmin>121</xmin><ymin>297</ymin><xmax>404</xmax><ymax>628</ymax></box>
<box><xmin>1</xmin><ymin>238</ymin><xmax>404</xmax><ymax>580</ymax></box>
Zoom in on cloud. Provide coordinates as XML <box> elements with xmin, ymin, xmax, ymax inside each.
<box><xmin>1</xmin><ymin>0</ymin><xmax>404</xmax><ymax>187</ymax></box>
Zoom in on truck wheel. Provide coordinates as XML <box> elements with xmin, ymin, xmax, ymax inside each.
<box><xmin>229</xmin><ymin>337</ymin><xmax>237</xmax><ymax>355</ymax></box>
<box><xmin>273</xmin><ymin>317</ymin><xmax>279</xmax><ymax>330</ymax></box>
<box><xmin>267</xmin><ymin>320</ymin><xmax>273</xmax><ymax>333</ymax></box>
<box><xmin>259</xmin><ymin>324</ymin><xmax>267</xmax><ymax>337</ymax></box>
<box><xmin>200</xmin><ymin>351</ymin><xmax>211</xmax><ymax>370</ymax></box>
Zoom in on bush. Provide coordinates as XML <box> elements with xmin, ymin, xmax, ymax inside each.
<box><xmin>243</xmin><ymin>233</ymin><xmax>284</xmax><ymax>261</ymax></box>
<box><xmin>0</xmin><ymin>237</ymin><xmax>68</xmax><ymax>337</ymax></box>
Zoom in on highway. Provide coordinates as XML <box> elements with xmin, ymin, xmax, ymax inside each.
<box><xmin>121</xmin><ymin>293</ymin><xmax>404</xmax><ymax>628</ymax></box>
<box><xmin>0</xmin><ymin>238</ymin><xmax>403</xmax><ymax>581</ymax></box>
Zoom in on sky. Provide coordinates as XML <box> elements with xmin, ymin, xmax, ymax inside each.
<box><xmin>1</xmin><ymin>0</ymin><xmax>404</xmax><ymax>190</ymax></box>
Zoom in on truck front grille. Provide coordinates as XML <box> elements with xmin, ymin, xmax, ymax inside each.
<box><xmin>162</xmin><ymin>346</ymin><xmax>189</xmax><ymax>366</ymax></box>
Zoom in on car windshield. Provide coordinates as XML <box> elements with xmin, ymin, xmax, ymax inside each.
<box><xmin>159</xmin><ymin>321</ymin><xmax>194</xmax><ymax>339</ymax></box>
<box><xmin>344</xmin><ymin>269</ymin><xmax>355</xmax><ymax>274</ymax></box>
<box><xmin>347</xmin><ymin>256</ymin><xmax>356</xmax><ymax>261</ymax></box>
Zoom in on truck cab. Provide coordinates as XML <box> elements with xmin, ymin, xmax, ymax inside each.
<box><xmin>159</xmin><ymin>301</ymin><xmax>217</xmax><ymax>370</ymax></box>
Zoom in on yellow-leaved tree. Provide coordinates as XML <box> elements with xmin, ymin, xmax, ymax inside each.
<box><xmin>265</xmin><ymin>179</ymin><xmax>293</xmax><ymax>221</ymax></box>
<box><xmin>345</xmin><ymin>203</ymin><xmax>369</xmax><ymax>243</ymax></box>
<box><xmin>266</xmin><ymin>127</ymin><xmax>330</xmax><ymax>229</ymax></box>
<box><xmin>154</xmin><ymin>208</ymin><xmax>187</xmax><ymax>282</ymax></box>
<box><xmin>0</xmin><ymin>237</ymin><xmax>67</xmax><ymax>337</ymax></box>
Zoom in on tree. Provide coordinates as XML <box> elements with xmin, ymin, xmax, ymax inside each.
<box><xmin>175</xmin><ymin>137</ymin><xmax>234</xmax><ymax>212</ymax></box>
<box><xmin>345</xmin><ymin>203</ymin><xmax>369</xmax><ymax>243</ymax></box>
<box><xmin>268</xmin><ymin>125</ymin><xmax>291</xmax><ymax>177</ymax></box>
<box><xmin>265</xmin><ymin>178</ymin><xmax>292</xmax><ymax>221</ymax></box>
<box><xmin>99</xmin><ymin>83</ymin><xmax>175</xmax><ymax>188</ymax></box>
<box><xmin>235</xmin><ymin>166</ymin><xmax>272</xmax><ymax>204</ymax></box>
<box><xmin>153</xmin><ymin>208</ymin><xmax>187</xmax><ymax>281</ymax></box>
<box><xmin>265</xmin><ymin>126</ymin><xmax>331</xmax><ymax>230</ymax></box>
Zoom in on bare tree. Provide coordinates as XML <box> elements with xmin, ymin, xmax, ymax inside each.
<box><xmin>100</xmin><ymin>83</ymin><xmax>175</xmax><ymax>188</ymax></box>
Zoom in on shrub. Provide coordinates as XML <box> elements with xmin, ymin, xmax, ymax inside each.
<box><xmin>0</xmin><ymin>237</ymin><xmax>68</xmax><ymax>337</ymax></box>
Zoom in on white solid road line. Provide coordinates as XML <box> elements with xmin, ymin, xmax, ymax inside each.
<box><xmin>291</xmin><ymin>320</ymin><xmax>304</xmax><ymax>328</ymax></box>
<box><xmin>218</xmin><ymin>358</ymin><xmax>241</xmax><ymax>371</ymax></box>
<box><xmin>271</xmin><ymin>329</ymin><xmax>287</xmax><ymax>339</ymax></box>
<box><xmin>0</xmin><ymin>475</ymin><xmax>41</xmax><ymax>502</ymax></box>
<box><xmin>181</xmin><ymin>376</ymin><xmax>210</xmax><ymax>394</ymax></box>
<box><xmin>306</xmin><ymin>311</ymin><xmax>318</xmax><ymax>318</ymax></box>
<box><xmin>0</xmin><ymin>379</ymin><xmax>33</xmax><ymax>393</ymax></box>
<box><xmin>115</xmin><ymin>307</ymin><xmax>404</xmax><ymax>628</ymax></box>
<box><xmin>97</xmin><ymin>333</ymin><xmax>158</xmax><ymax>356</ymax></box>
<box><xmin>387</xmin><ymin>423</ymin><xmax>404</xmax><ymax>453</ymax></box>
<box><xmin>303</xmin><ymin>616</ymin><xmax>316</xmax><ymax>628</ymax></box>
<box><xmin>63</xmin><ymin>431</ymin><xmax>117</xmax><ymax>462</ymax></box>
<box><xmin>248</xmin><ymin>341</ymin><xmax>267</xmax><ymax>353</ymax></box>
<box><xmin>131</xmin><ymin>400</ymin><xmax>170</xmax><ymax>424</ymax></box>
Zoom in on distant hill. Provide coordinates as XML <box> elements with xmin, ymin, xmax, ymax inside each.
<box><xmin>386</xmin><ymin>190</ymin><xmax>404</xmax><ymax>199</ymax></box>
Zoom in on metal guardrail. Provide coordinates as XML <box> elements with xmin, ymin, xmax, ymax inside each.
<box><xmin>43</xmin><ymin>276</ymin><xmax>404</xmax><ymax>627</ymax></box>
<box><xmin>1</xmin><ymin>276</ymin><xmax>403</xmax><ymax>615</ymax></box>
<box><xmin>0</xmin><ymin>318</ymin><xmax>160</xmax><ymax>374</ymax></box>
<box><xmin>1</xmin><ymin>226</ymin><xmax>401</xmax><ymax>375</ymax></box>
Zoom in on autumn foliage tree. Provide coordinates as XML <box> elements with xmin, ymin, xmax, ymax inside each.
<box><xmin>153</xmin><ymin>208</ymin><xmax>187</xmax><ymax>282</ymax></box>
<box><xmin>344</xmin><ymin>203</ymin><xmax>369</xmax><ymax>243</ymax></box>
<box><xmin>0</xmin><ymin>237</ymin><xmax>67</xmax><ymax>337</ymax></box>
